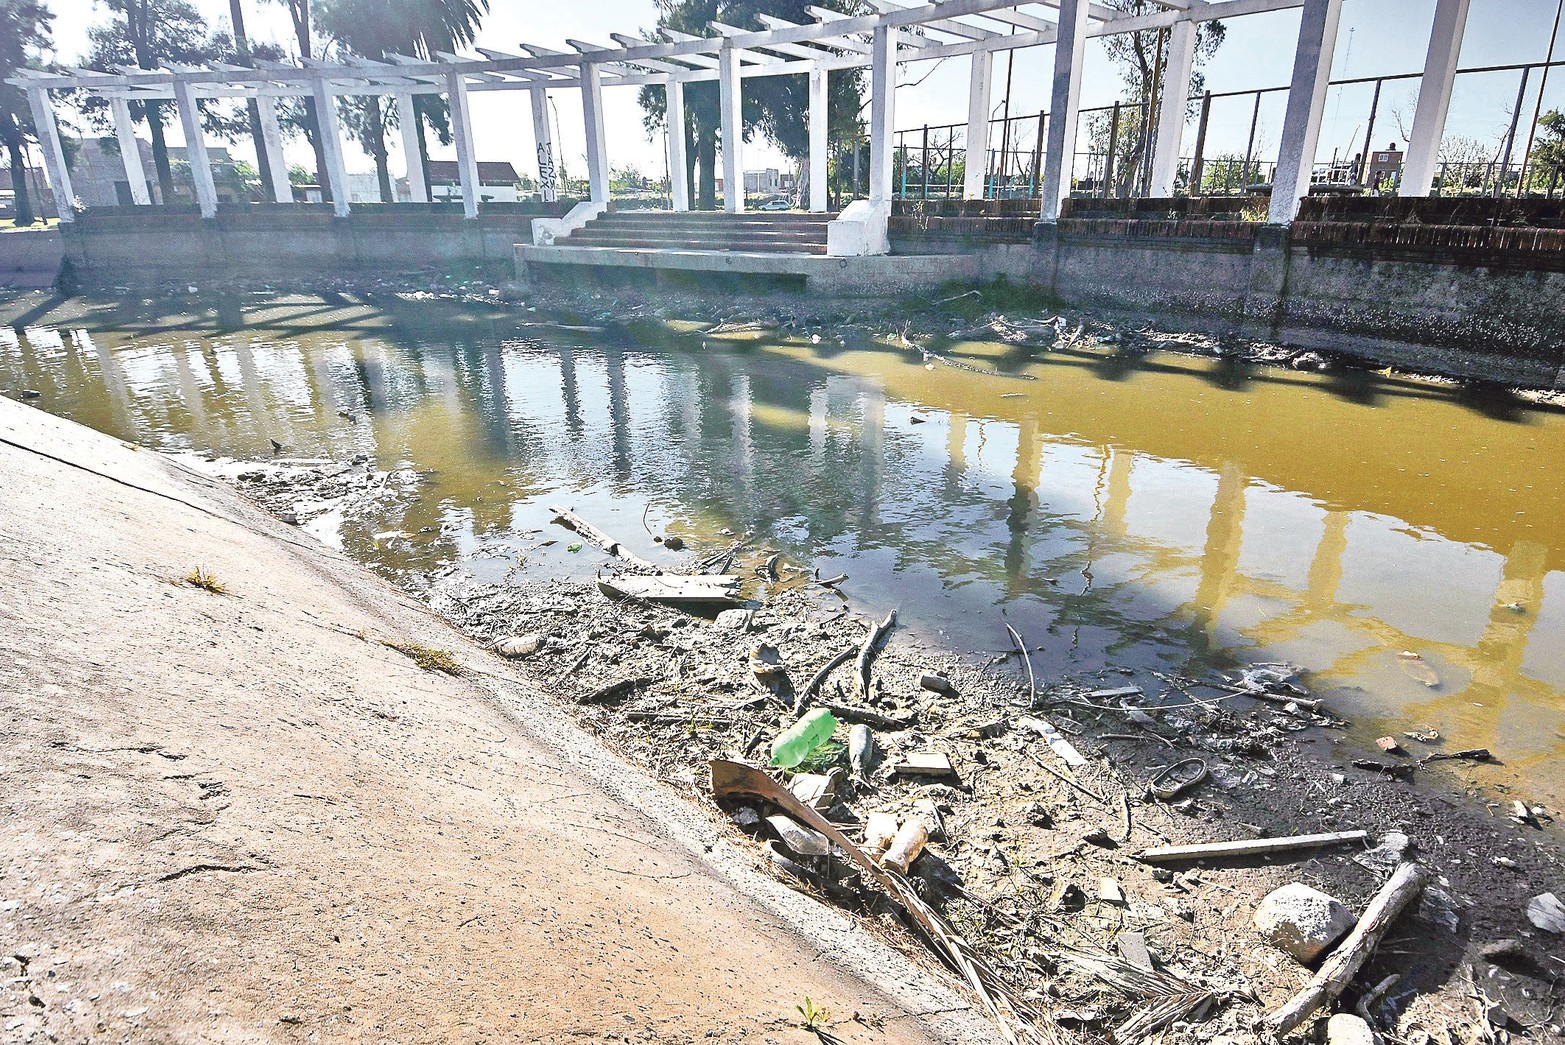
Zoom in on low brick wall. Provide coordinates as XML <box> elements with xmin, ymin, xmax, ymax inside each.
<box><xmin>62</xmin><ymin>204</ymin><xmax>571</xmax><ymax>279</ymax></box>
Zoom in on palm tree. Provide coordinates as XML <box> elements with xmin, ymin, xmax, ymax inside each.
<box><xmin>316</xmin><ymin>0</ymin><xmax>490</xmax><ymax>202</ymax></box>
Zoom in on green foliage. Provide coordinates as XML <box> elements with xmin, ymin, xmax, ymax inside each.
<box><xmin>1532</xmin><ymin>110</ymin><xmax>1565</xmax><ymax>185</ymax></box>
<box><xmin>635</xmin><ymin>0</ymin><xmax>868</xmax><ymax>209</ymax></box>
<box><xmin>795</xmin><ymin>997</ymin><xmax>829</xmax><ymax>1030</ymax></box>
<box><xmin>0</xmin><ymin>0</ymin><xmax>53</xmax><ymax>226</ymax></box>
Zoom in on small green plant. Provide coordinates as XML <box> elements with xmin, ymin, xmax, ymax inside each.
<box><xmin>183</xmin><ymin>567</ymin><xmax>226</xmax><ymax>594</ymax></box>
<box><xmin>566</xmin><ymin>543</ymin><xmax>583</xmax><ymax>553</ymax></box>
<box><xmin>382</xmin><ymin>640</ymin><xmax>461</xmax><ymax>676</ymax></box>
<box><xmin>796</xmin><ymin>997</ymin><xmax>829</xmax><ymax>1031</ymax></box>
<box><xmin>798</xmin><ymin>740</ymin><xmax>846</xmax><ymax>772</ymax></box>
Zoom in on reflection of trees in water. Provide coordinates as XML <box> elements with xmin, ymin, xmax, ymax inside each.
<box><xmin>5</xmin><ymin>301</ymin><xmax>1562</xmax><ymax>766</ymax></box>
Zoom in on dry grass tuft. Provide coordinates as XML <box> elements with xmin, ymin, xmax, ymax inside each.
<box><xmin>382</xmin><ymin>640</ymin><xmax>461</xmax><ymax>676</ymax></box>
<box><xmin>183</xmin><ymin>567</ymin><xmax>227</xmax><ymax>594</ymax></box>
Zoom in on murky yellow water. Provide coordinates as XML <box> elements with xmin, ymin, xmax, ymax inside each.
<box><xmin>4</xmin><ymin>292</ymin><xmax>1562</xmax><ymax>806</ymax></box>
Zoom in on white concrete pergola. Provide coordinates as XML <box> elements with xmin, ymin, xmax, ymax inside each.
<box><xmin>12</xmin><ymin>0</ymin><xmax>1474</xmax><ymax>241</ymax></box>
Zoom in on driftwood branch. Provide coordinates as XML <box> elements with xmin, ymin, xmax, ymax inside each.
<box><xmin>1263</xmin><ymin>861</ymin><xmax>1431</xmax><ymax>1038</ymax></box>
<box><xmin>799</xmin><ymin>646</ymin><xmax>856</xmax><ymax>707</ymax></box>
<box><xmin>856</xmin><ymin>609</ymin><xmax>897</xmax><ymax>699</ymax></box>
<box><xmin>1139</xmin><ymin>830</ymin><xmax>1368</xmax><ymax>864</ymax></box>
<box><xmin>548</xmin><ymin>504</ymin><xmax>661</xmax><ymax>573</ymax></box>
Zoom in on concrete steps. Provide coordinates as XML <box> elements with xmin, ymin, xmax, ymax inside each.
<box><xmin>558</xmin><ymin>210</ymin><xmax>835</xmax><ymax>255</ymax></box>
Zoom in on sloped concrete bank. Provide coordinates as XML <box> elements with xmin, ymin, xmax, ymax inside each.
<box><xmin>0</xmin><ymin>397</ymin><xmax>997</xmax><ymax>1045</ymax></box>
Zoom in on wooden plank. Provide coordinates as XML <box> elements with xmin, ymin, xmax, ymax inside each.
<box><xmin>548</xmin><ymin>504</ymin><xmax>661</xmax><ymax>572</ymax></box>
<box><xmin>1137</xmin><ymin>829</ymin><xmax>1368</xmax><ymax>864</ymax></box>
<box><xmin>598</xmin><ymin>574</ymin><xmax>740</xmax><ymax>607</ymax></box>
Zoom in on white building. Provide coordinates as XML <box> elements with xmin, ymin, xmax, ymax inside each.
<box><xmin>426</xmin><ymin>160</ymin><xmax>522</xmax><ymax>204</ymax></box>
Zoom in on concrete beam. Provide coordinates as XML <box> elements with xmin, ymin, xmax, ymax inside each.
<box><xmin>446</xmin><ymin>69</ymin><xmax>481</xmax><ymax>218</ymax></box>
<box><xmin>720</xmin><ymin>42</ymin><xmax>744</xmax><ymax>212</ymax></box>
<box><xmin>174</xmin><ymin>81</ymin><xmax>219</xmax><ymax>218</ymax></box>
<box><xmin>311</xmin><ymin>76</ymin><xmax>353</xmax><ymax>217</ymax></box>
<box><xmin>580</xmin><ymin>62</ymin><xmax>610</xmax><ymax>203</ymax></box>
<box><xmin>396</xmin><ymin>92</ymin><xmax>429</xmax><ymax>202</ymax></box>
<box><xmin>1402</xmin><ymin>0</ymin><xmax>1470</xmax><ymax>196</ymax></box>
<box><xmin>1149</xmin><ymin>18</ymin><xmax>1197</xmax><ymax>196</ymax></box>
<box><xmin>530</xmin><ymin>87</ymin><xmax>559</xmax><ymax>204</ymax></box>
<box><xmin>109</xmin><ymin>97</ymin><xmax>151</xmax><ymax>205</ymax></box>
<box><xmin>1268</xmin><ymin>0</ymin><xmax>1341</xmax><ymax>223</ymax></box>
<box><xmin>24</xmin><ymin>88</ymin><xmax>74</xmax><ymax>222</ymax></box>
<box><xmin>964</xmin><ymin>47</ymin><xmax>993</xmax><ymax>199</ymax></box>
<box><xmin>1040</xmin><ymin>0</ymin><xmax>1090</xmax><ymax>218</ymax></box>
<box><xmin>809</xmin><ymin>68</ymin><xmax>828</xmax><ymax>212</ymax></box>
<box><xmin>666</xmin><ymin>80</ymin><xmax>689</xmax><ymax>211</ymax></box>
<box><xmin>868</xmin><ymin>24</ymin><xmax>897</xmax><ymax>203</ymax></box>
<box><xmin>257</xmin><ymin>97</ymin><xmax>293</xmax><ymax>203</ymax></box>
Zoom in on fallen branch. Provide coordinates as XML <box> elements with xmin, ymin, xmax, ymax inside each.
<box><xmin>549</xmin><ymin>504</ymin><xmax>661</xmax><ymax>572</ymax></box>
<box><xmin>1006</xmin><ymin>624</ymin><xmax>1036</xmax><ymax>706</ymax></box>
<box><xmin>1263</xmin><ymin>861</ymin><xmax>1431</xmax><ymax>1038</ymax></box>
<box><xmin>1139</xmin><ymin>830</ymin><xmax>1369</xmax><ymax>865</ymax></box>
<box><xmin>856</xmin><ymin>609</ymin><xmax>897</xmax><ymax>699</ymax></box>
<box><xmin>1418</xmin><ymin>747</ymin><xmax>1493</xmax><ymax>765</ymax></box>
<box><xmin>578</xmin><ymin>676</ymin><xmax>656</xmax><ymax>705</ymax></box>
<box><xmin>822</xmin><ymin>703</ymin><xmax>916</xmax><ymax>731</ymax></box>
<box><xmin>799</xmin><ymin>646</ymin><xmax>856</xmax><ymax>707</ymax></box>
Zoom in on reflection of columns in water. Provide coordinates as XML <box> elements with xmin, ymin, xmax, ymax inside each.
<box><xmin>604</xmin><ymin>350</ymin><xmax>632</xmax><ymax>481</ymax></box>
<box><xmin>945</xmin><ymin>412</ymin><xmax>969</xmax><ymax>484</ymax></box>
<box><xmin>809</xmin><ymin>387</ymin><xmax>828</xmax><ymax>465</ymax></box>
<box><xmin>557</xmin><ymin>348</ymin><xmax>583</xmax><ymax>436</ymax></box>
<box><xmin>729</xmin><ymin>371</ymin><xmax>754</xmax><ymax>502</ymax></box>
<box><xmin>232</xmin><ymin>341</ymin><xmax>282</xmax><ymax>450</ymax></box>
<box><xmin>1004</xmin><ymin>415</ymin><xmax>1042</xmax><ymax>594</ymax></box>
<box><xmin>1466</xmin><ymin>541</ymin><xmax>1549</xmax><ymax>706</ymax></box>
<box><xmin>1305</xmin><ymin>510</ymin><xmax>1350</xmax><ymax>611</ymax></box>
<box><xmin>170</xmin><ymin>346</ymin><xmax>210</xmax><ymax>434</ymax></box>
<box><xmin>1099</xmin><ymin>448</ymin><xmax>1133</xmax><ymax>538</ymax></box>
<box><xmin>1191</xmin><ymin>462</ymin><xmax>1249</xmax><ymax>646</ymax></box>
<box><xmin>858</xmin><ymin>382</ymin><xmax>885</xmax><ymax>532</ymax></box>
<box><xmin>82</xmin><ymin>330</ymin><xmax>139</xmax><ymax>437</ymax></box>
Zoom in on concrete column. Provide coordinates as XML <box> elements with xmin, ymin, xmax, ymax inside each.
<box><xmin>868</xmin><ymin>24</ymin><xmax>897</xmax><ymax>204</ymax></box>
<box><xmin>665</xmin><ymin>81</ymin><xmax>689</xmax><ymax>211</ymax></box>
<box><xmin>396</xmin><ymin>92</ymin><xmax>429</xmax><ymax>202</ymax></box>
<box><xmin>808</xmin><ymin>68</ymin><xmax>828</xmax><ymax>212</ymax></box>
<box><xmin>24</xmin><ymin>88</ymin><xmax>74</xmax><ymax>221</ymax></box>
<box><xmin>1149</xmin><ymin>19</ymin><xmax>1198</xmax><ymax>197</ymax></box>
<box><xmin>580</xmin><ymin>61</ymin><xmax>610</xmax><ymax>203</ymax></box>
<box><xmin>1402</xmin><ymin>0</ymin><xmax>1471</xmax><ymax>196</ymax></box>
<box><xmin>1040</xmin><ymin>0</ymin><xmax>1090</xmax><ymax>218</ymax></box>
<box><xmin>964</xmin><ymin>48</ymin><xmax>993</xmax><ymax>199</ymax></box>
<box><xmin>174</xmin><ymin>82</ymin><xmax>219</xmax><ymax>218</ymax></box>
<box><xmin>310</xmin><ymin>77</ymin><xmax>352</xmax><ymax>217</ymax></box>
<box><xmin>109</xmin><ymin>97</ymin><xmax>151</xmax><ymax>205</ymax></box>
<box><xmin>1268</xmin><ymin>0</ymin><xmax>1343</xmax><ymax>224</ymax></box>
<box><xmin>257</xmin><ymin>97</ymin><xmax>292</xmax><ymax>203</ymax></box>
<box><xmin>530</xmin><ymin>87</ymin><xmax>559</xmax><ymax>204</ymax></box>
<box><xmin>446</xmin><ymin>71</ymin><xmax>481</xmax><ymax>218</ymax></box>
<box><xmin>719</xmin><ymin>43</ymin><xmax>744</xmax><ymax>212</ymax></box>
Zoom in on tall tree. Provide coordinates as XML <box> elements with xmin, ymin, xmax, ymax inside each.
<box><xmin>269</xmin><ymin>0</ymin><xmax>333</xmax><ymax>200</ymax></box>
<box><xmin>636</xmin><ymin>0</ymin><xmax>866</xmax><ymax>210</ymax></box>
<box><xmin>83</xmin><ymin>0</ymin><xmax>231</xmax><ymax>203</ymax></box>
<box><xmin>0</xmin><ymin>0</ymin><xmax>52</xmax><ymax>226</ymax></box>
<box><xmin>227</xmin><ymin>0</ymin><xmax>273</xmax><ymax>192</ymax></box>
<box><xmin>1093</xmin><ymin>0</ymin><xmax>1224</xmax><ymax>196</ymax></box>
<box><xmin>315</xmin><ymin>0</ymin><xmax>490</xmax><ymax>203</ymax></box>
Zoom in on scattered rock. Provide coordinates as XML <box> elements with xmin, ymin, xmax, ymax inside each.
<box><xmin>494</xmin><ymin>633</ymin><xmax>544</xmax><ymax>659</ymax></box>
<box><xmin>1527</xmin><ymin>892</ymin><xmax>1565</xmax><ymax>933</ymax></box>
<box><xmin>919</xmin><ymin>671</ymin><xmax>954</xmax><ymax>694</ymax></box>
<box><xmin>1479</xmin><ymin>938</ymin><xmax>1529</xmax><ymax>966</ymax></box>
<box><xmin>766</xmin><ymin>814</ymin><xmax>830</xmax><ymax>858</ymax></box>
<box><xmin>1325</xmin><ymin>1013</ymin><xmax>1375</xmax><ymax>1045</ymax></box>
<box><xmin>715</xmin><ymin>608</ymin><xmax>753</xmax><ymax>631</ymax></box>
<box><xmin>1253</xmin><ymin>883</ymin><xmax>1356</xmax><ymax>963</ymax></box>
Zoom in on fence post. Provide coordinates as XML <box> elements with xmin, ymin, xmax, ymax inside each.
<box><xmin>1105</xmin><ymin>100</ymin><xmax>1121</xmax><ymax>198</ymax></box>
<box><xmin>1190</xmin><ymin>91</ymin><xmax>1212</xmax><ymax>196</ymax></box>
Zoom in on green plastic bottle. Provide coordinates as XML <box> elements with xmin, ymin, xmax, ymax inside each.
<box><xmin>769</xmin><ymin>708</ymin><xmax>838</xmax><ymax>770</ymax></box>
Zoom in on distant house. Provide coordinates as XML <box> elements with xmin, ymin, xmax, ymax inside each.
<box><xmin>743</xmin><ymin>169</ymin><xmax>796</xmax><ymax>194</ymax></box>
<box><xmin>426</xmin><ymin>160</ymin><xmax>522</xmax><ymax>203</ymax></box>
<box><xmin>1368</xmin><ymin>143</ymin><xmax>1404</xmax><ymax>188</ymax></box>
<box><xmin>69</xmin><ymin>137</ymin><xmax>250</xmax><ymax>207</ymax></box>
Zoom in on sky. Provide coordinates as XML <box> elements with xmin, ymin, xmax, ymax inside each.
<box><xmin>37</xmin><ymin>0</ymin><xmax>1565</xmax><ymax>186</ymax></box>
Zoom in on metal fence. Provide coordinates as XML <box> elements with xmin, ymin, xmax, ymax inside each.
<box><xmin>884</xmin><ymin>54</ymin><xmax>1565</xmax><ymax>202</ymax></box>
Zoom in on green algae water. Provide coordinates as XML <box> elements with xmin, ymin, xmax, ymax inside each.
<box><xmin>3</xmin><ymin>290</ymin><xmax>1563</xmax><ymax>808</ymax></box>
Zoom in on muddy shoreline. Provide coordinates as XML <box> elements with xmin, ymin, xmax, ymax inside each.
<box><xmin>204</xmin><ymin>448</ymin><xmax>1565</xmax><ymax>1044</ymax></box>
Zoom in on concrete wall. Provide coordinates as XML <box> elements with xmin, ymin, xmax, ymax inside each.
<box><xmin>0</xmin><ymin>229</ymin><xmax>64</xmax><ymax>289</ymax></box>
<box><xmin>992</xmin><ymin>224</ymin><xmax>1565</xmax><ymax>388</ymax></box>
<box><xmin>62</xmin><ymin>206</ymin><xmax>564</xmax><ymax>280</ymax></box>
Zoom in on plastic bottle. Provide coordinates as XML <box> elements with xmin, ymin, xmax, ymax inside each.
<box><xmin>769</xmin><ymin>708</ymin><xmax>838</xmax><ymax>770</ymax></box>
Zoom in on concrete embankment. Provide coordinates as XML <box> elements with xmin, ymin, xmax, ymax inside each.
<box><xmin>0</xmin><ymin>398</ymin><xmax>994</xmax><ymax>1044</ymax></box>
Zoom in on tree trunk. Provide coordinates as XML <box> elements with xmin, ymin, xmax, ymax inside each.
<box><xmin>146</xmin><ymin>102</ymin><xmax>175</xmax><ymax>203</ymax></box>
<box><xmin>413</xmin><ymin>98</ymin><xmax>433</xmax><ymax>201</ymax></box>
<box><xmin>7</xmin><ymin>138</ymin><xmax>35</xmax><ymax>226</ymax></box>
<box><xmin>696</xmin><ymin>132</ymin><xmax>717</xmax><ymax>210</ymax></box>
<box><xmin>367</xmin><ymin>97</ymin><xmax>392</xmax><ymax>203</ymax></box>
<box><xmin>290</xmin><ymin>2</ymin><xmax>331</xmax><ymax>202</ymax></box>
<box><xmin>228</xmin><ymin>0</ymin><xmax>271</xmax><ymax>196</ymax></box>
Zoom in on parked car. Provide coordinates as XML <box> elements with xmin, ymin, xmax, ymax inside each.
<box><xmin>757</xmin><ymin>197</ymin><xmax>793</xmax><ymax>211</ymax></box>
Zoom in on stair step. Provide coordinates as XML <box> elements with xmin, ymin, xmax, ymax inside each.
<box><xmin>556</xmin><ymin>236</ymin><xmax>828</xmax><ymax>255</ymax></box>
<box><xmin>570</xmin><ymin>229</ymin><xmax>826</xmax><ymax>243</ymax></box>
